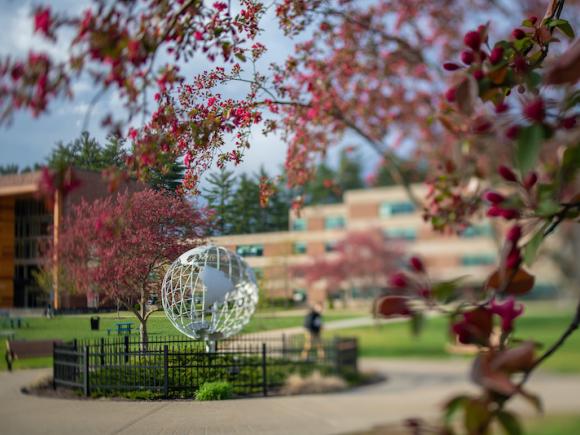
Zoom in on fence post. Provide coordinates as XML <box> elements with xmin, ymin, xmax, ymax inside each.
<box><xmin>100</xmin><ymin>337</ymin><xmax>105</xmax><ymax>367</ymax></box>
<box><xmin>124</xmin><ymin>335</ymin><xmax>129</xmax><ymax>363</ymax></box>
<box><xmin>282</xmin><ymin>333</ymin><xmax>286</xmax><ymax>359</ymax></box>
<box><xmin>163</xmin><ymin>345</ymin><xmax>169</xmax><ymax>399</ymax></box>
<box><xmin>333</xmin><ymin>336</ymin><xmax>340</xmax><ymax>373</ymax></box>
<box><xmin>261</xmin><ymin>343</ymin><xmax>267</xmax><ymax>397</ymax></box>
<box><xmin>83</xmin><ymin>346</ymin><xmax>90</xmax><ymax>397</ymax></box>
<box><xmin>52</xmin><ymin>341</ymin><xmax>56</xmax><ymax>390</ymax></box>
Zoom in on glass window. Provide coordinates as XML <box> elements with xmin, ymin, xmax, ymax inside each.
<box><xmin>461</xmin><ymin>224</ymin><xmax>493</xmax><ymax>238</ymax></box>
<box><xmin>291</xmin><ymin>218</ymin><xmax>307</xmax><ymax>231</ymax></box>
<box><xmin>293</xmin><ymin>241</ymin><xmax>307</xmax><ymax>255</ymax></box>
<box><xmin>324</xmin><ymin>216</ymin><xmax>345</xmax><ymax>230</ymax></box>
<box><xmin>236</xmin><ymin>244</ymin><xmax>264</xmax><ymax>257</ymax></box>
<box><xmin>379</xmin><ymin>201</ymin><xmax>416</xmax><ymax>218</ymax></box>
<box><xmin>325</xmin><ymin>241</ymin><xmax>338</xmax><ymax>252</ymax></box>
<box><xmin>384</xmin><ymin>228</ymin><xmax>417</xmax><ymax>240</ymax></box>
<box><xmin>461</xmin><ymin>255</ymin><xmax>496</xmax><ymax>266</ymax></box>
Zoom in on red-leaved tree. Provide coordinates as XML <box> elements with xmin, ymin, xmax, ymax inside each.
<box><xmin>293</xmin><ymin>229</ymin><xmax>402</xmax><ymax>306</ymax></box>
<box><xmin>47</xmin><ymin>188</ymin><xmax>209</xmax><ymax>345</ymax></box>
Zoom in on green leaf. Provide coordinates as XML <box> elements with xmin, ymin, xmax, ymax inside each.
<box><xmin>525</xmin><ymin>71</ymin><xmax>542</xmax><ymax>89</ymax></box>
<box><xmin>523</xmin><ymin>229</ymin><xmax>544</xmax><ymax>267</ymax></box>
<box><xmin>497</xmin><ymin>410</ymin><xmax>523</xmax><ymax>435</ymax></box>
<box><xmin>545</xmin><ymin>18</ymin><xmax>568</xmax><ymax>28</ymax></box>
<box><xmin>536</xmin><ymin>184</ymin><xmax>560</xmax><ymax>217</ymax></box>
<box><xmin>516</xmin><ymin>124</ymin><xmax>545</xmax><ymax>176</ymax></box>
<box><xmin>464</xmin><ymin>398</ymin><xmax>490</xmax><ymax>434</ymax></box>
<box><xmin>443</xmin><ymin>394</ymin><xmax>469</xmax><ymax>425</ymax></box>
<box><xmin>556</xmin><ymin>22</ymin><xmax>575</xmax><ymax>38</ymax></box>
<box><xmin>521</xmin><ymin>19</ymin><xmax>534</xmax><ymax>27</ymax></box>
<box><xmin>562</xmin><ymin>144</ymin><xmax>580</xmax><ymax>183</ymax></box>
<box><xmin>432</xmin><ymin>276</ymin><xmax>468</xmax><ymax>302</ymax></box>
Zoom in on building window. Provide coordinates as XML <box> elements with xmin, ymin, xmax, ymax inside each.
<box><xmin>379</xmin><ymin>201</ymin><xmax>416</xmax><ymax>218</ymax></box>
<box><xmin>325</xmin><ymin>241</ymin><xmax>338</xmax><ymax>252</ymax></box>
<box><xmin>461</xmin><ymin>224</ymin><xmax>493</xmax><ymax>238</ymax></box>
<box><xmin>293</xmin><ymin>241</ymin><xmax>307</xmax><ymax>255</ymax></box>
<box><xmin>291</xmin><ymin>218</ymin><xmax>307</xmax><ymax>231</ymax></box>
<box><xmin>384</xmin><ymin>228</ymin><xmax>417</xmax><ymax>240</ymax></box>
<box><xmin>324</xmin><ymin>216</ymin><xmax>345</xmax><ymax>230</ymax></box>
<box><xmin>236</xmin><ymin>244</ymin><xmax>264</xmax><ymax>257</ymax></box>
<box><xmin>461</xmin><ymin>255</ymin><xmax>496</xmax><ymax>266</ymax></box>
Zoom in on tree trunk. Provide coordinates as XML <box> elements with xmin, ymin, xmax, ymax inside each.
<box><xmin>140</xmin><ymin>318</ymin><xmax>148</xmax><ymax>351</ymax></box>
<box><xmin>139</xmin><ymin>294</ymin><xmax>149</xmax><ymax>351</ymax></box>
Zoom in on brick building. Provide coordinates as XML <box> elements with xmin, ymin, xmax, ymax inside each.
<box><xmin>212</xmin><ymin>184</ymin><xmax>561</xmax><ymax>304</ymax></box>
<box><xmin>0</xmin><ymin>169</ymin><xmax>141</xmax><ymax>309</ymax></box>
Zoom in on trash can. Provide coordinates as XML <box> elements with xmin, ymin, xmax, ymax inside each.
<box><xmin>90</xmin><ymin>316</ymin><xmax>100</xmax><ymax>331</ymax></box>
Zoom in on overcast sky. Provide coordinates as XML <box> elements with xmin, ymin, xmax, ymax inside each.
<box><xmin>0</xmin><ymin>0</ymin><xmax>352</xmax><ymax>180</ymax></box>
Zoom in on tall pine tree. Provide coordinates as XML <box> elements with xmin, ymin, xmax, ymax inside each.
<box><xmin>202</xmin><ymin>169</ymin><xmax>237</xmax><ymax>235</ymax></box>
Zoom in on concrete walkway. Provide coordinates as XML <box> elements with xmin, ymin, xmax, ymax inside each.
<box><xmin>244</xmin><ymin>315</ymin><xmax>404</xmax><ymax>340</ymax></box>
<box><xmin>2</xmin><ymin>358</ymin><xmax>580</xmax><ymax>435</ymax></box>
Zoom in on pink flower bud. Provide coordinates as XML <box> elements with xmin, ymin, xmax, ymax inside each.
<box><xmin>464</xmin><ymin>31</ymin><xmax>481</xmax><ymax>51</ymax></box>
<box><xmin>484</xmin><ymin>191</ymin><xmax>505</xmax><ymax>204</ymax></box>
<box><xmin>443</xmin><ymin>62</ymin><xmax>461</xmax><ymax>71</ymax></box>
<box><xmin>491</xmin><ymin>297</ymin><xmax>524</xmax><ymax>332</ymax></box>
<box><xmin>523</xmin><ymin>172</ymin><xmax>538</xmax><ymax>190</ymax></box>
<box><xmin>561</xmin><ymin>116</ymin><xmax>576</xmax><ymax>129</ymax></box>
<box><xmin>523</xmin><ymin>98</ymin><xmax>545</xmax><ymax>123</ymax></box>
<box><xmin>498</xmin><ymin>165</ymin><xmax>518</xmax><ymax>182</ymax></box>
<box><xmin>409</xmin><ymin>256</ymin><xmax>424</xmax><ymax>273</ymax></box>
<box><xmin>489</xmin><ymin>46</ymin><xmax>504</xmax><ymax>64</ymax></box>
<box><xmin>486</xmin><ymin>206</ymin><xmax>502</xmax><ymax>217</ymax></box>
<box><xmin>506</xmin><ymin>249</ymin><xmax>522</xmax><ymax>269</ymax></box>
<box><xmin>390</xmin><ymin>272</ymin><xmax>408</xmax><ymax>289</ymax></box>
<box><xmin>461</xmin><ymin>51</ymin><xmax>475</xmax><ymax>65</ymax></box>
<box><xmin>506</xmin><ymin>225</ymin><xmax>522</xmax><ymax>243</ymax></box>
<box><xmin>500</xmin><ymin>209</ymin><xmax>520</xmax><ymax>220</ymax></box>
<box><xmin>529</xmin><ymin>16</ymin><xmax>538</xmax><ymax>25</ymax></box>
<box><xmin>505</xmin><ymin>125</ymin><xmax>520</xmax><ymax>140</ymax></box>
<box><xmin>473</xmin><ymin>69</ymin><xmax>484</xmax><ymax>80</ymax></box>
<box><xmin>495</xmin><ymin>102</ymin><xmax>509</xmax><ymax>113</ymax></box>
<box><xmin>445</xmin><ymin>87</ymin><xmax>456</xmax><ymax>102</ymax></box>
<box><xmin>512</xmin><ymin>28</ymin><xmax>526</xmax><ymax>40</ymax></box>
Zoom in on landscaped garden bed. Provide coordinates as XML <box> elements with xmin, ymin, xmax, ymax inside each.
<box><xmin>50</xmin><ymin>334</ymin><xmax>360</xmax><ymax>400</ymax></box>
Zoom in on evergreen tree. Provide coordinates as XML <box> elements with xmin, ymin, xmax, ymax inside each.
<box><xmin>373</xmin><ymin>158</ymin><xmax>427</xmax><ymax>187</ymax></box>
<box><xmin>303</xmin><ymin>162</ymin><xmax>340</xmax><ymax>205</ymax></box>
<box><xmin>47</xmin><ymin>131</ymin><xmax>124</xmax><ymax>170</ymax></box>
<box><xmin>0</xmin><ymin>164</ymin><xmax>19</xmax><ymax>175</ymax></box>
<box><xmin>337</xmin><ymin>149</ymin><xmax>364</xmax><ymax>192</ymax></box>
<box><xmin>230</xmin><ymin>174</ymin><xmax>260</xmax><ymax>234</ymax></box>
<box><xmin>146</xmin><ymin>159</ymin><xmax>185</xmax><ymax>192</ymax></box>
<box><xmin>202</xmin><ymin>169</ymin><xmax>237</xmax><ymax>235</ymax></box>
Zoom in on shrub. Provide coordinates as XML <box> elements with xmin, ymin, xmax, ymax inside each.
<box><xmin>195</xmin><ymin>381</ymin><xmax>233</xmax><ymax>401</ymax></box>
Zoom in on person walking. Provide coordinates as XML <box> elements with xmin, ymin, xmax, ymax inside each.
<box><xmin>301</xmin><ymin>302</ymin><xmax>325</xmax><ymax>359</ymax></box>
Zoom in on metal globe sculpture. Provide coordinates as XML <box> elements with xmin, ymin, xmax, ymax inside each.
<box><xmin>161</xmin><ymin>245</ymin><xmax>259</xmax><ymax>340</ymax></box>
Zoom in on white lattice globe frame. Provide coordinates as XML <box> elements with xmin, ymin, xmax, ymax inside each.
<box><xmin>161</xmin><ymin>245</ymin><xmax>259</xmax><ymax>340</ymax></box>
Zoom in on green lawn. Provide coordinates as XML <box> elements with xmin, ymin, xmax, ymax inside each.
<box><xmin>525</xmin><ymin>414</ymin><xmax>580</xmax><ymax>435</ymax></box>
<box><xmin>333</xmin><ymin>304</ymin><xmax>580</xmax><ymax>373</ymax></box>
<box><xmin>3</xmin><ymin>303</ymin><xmax>580</xmax><ymax>374</ymax></box>
<box><xmin>0</xmin><ymin>309</ymin><xmax>362</xmax><ymax>370</ymax></box>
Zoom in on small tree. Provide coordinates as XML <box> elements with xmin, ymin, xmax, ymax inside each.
<box><xmin>293</xmin><ymin>229</ymin><xmax>402</xmax><ymax>306</ymax></box>
<box><xmin>47</xmin><ymin>188</ymin><xmax>208</xmax><ymax>345</ymax></box>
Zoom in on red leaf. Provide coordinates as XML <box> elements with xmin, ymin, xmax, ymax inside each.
<box><xmin>487</xmin><ymin>268</ymin><xmax>535</xmax><ymax>295</ymax></box>
<box><xmin>375</xmin><ymin>296</ymin><xmax>412</xmax><ymax>317</ymax></box>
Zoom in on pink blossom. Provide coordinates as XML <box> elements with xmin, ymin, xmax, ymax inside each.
<box><xmin>491</xmin><ymin>297</ymin><xmax>524</xmax><ymax>332</ymax></box>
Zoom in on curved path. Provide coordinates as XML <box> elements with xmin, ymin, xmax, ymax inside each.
<box><xmin>2</xmin><ymin>358</ymin><xmax>580</xmax><ymax>435</ymax></box>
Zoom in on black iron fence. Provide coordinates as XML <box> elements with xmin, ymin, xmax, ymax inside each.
<box><xmin>53</xmin><ymin>334</ymin><xmax>358</xmax><ymax>398</ymax></box>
